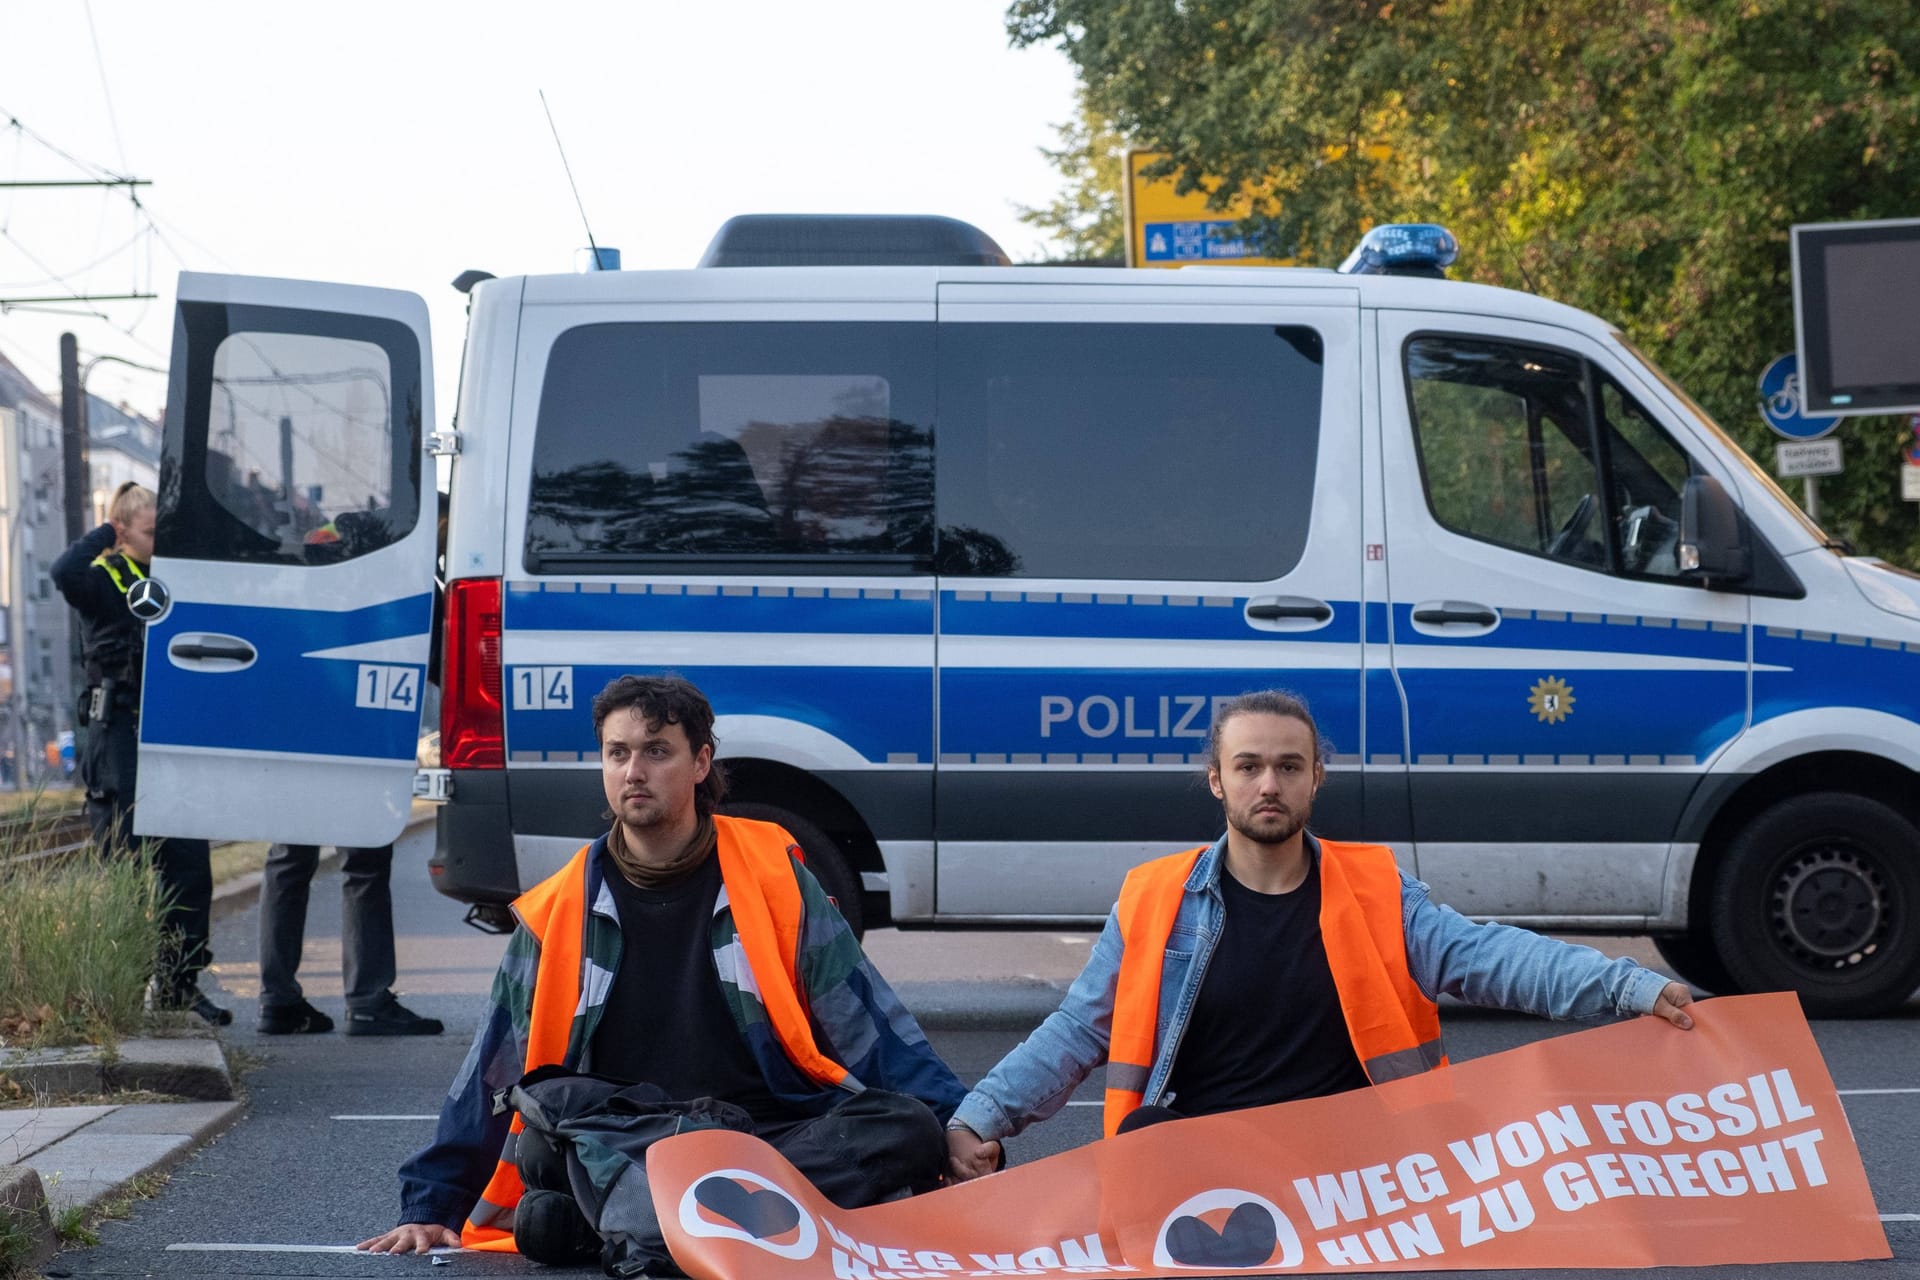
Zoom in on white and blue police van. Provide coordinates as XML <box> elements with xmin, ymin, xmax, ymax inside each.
<box><xmin>130</xmin><ymin>216</ymin><xmax>1920</xmax><ymax>1016</ymax></box>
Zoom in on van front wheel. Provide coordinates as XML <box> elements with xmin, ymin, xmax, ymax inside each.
<box><xmin>721</xmin><ymin>802</ymin><xmax>865</xmax><ymax>938</ymax></box>
<box><xmin>1651</xmin><ymin>933</ymin><xmax>1734</xmax><ymax>995</ymax></box>
<box><xmin>1708</xmin><ymin>793</ymin><xmax>1920</xmax><ymax>1018</ymax></box>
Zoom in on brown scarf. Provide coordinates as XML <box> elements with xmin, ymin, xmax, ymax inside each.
<box><xmin>605</xmin><ymin>813</ymin><xmax>717</xmax><ymax>889</ymax></box>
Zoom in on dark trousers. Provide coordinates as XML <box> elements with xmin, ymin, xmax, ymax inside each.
<box><xmin>82</xmin><ymin>716</ymin><xmax>213</xmax><ymax>998</ymax></box>
<box><xmin>516</xmin><ymin>1086</ymin><xmax>944</xmax><ymax>1275</ymax></box>
<box><xmin>258</xmin><ymin>844</ymin><xmax>396</xmax><ymax>1012</ymax></box>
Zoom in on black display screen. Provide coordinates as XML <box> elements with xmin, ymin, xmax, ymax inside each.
<box><xmin>1794</xmin><ymin>218</ymin><xmax>1920</xmax><ymax>415</ymax></box>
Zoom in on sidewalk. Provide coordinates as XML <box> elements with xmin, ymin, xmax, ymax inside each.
<box><xmin>0</xmin><ymin>806</ymin><xmax>437</xmax><ymax>1272</ymax></box>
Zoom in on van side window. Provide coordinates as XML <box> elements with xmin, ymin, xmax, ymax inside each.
<box><xmin>1596</xmin><ymin>373</ymin><xmax>1696</xmax><ymax>579</ymax></box>
<box><xmin>161</xmin><ymin>303</ymin><xmax>421</xmax><ymax>566</ymax></box>
<box><xmin>936</xmin><ymin>323</ymin><xmax>1324</xmax><ymax>580</ymax></box>
<box><xmin>526</xmin><ymin>322</ymin><xmax>934</xmax><ymax>572</ymax></box>
<box><xmin>1405</xmin><ymin>338</ymin><xmax>1608</xmax><ymax>567</ymax></box>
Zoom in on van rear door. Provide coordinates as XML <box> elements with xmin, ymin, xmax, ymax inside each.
<box><xmin>134</xmin><ymin>273</ymin><xmax>437</xmax><ymax>847</ymax></box>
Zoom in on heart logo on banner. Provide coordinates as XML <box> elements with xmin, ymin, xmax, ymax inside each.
<box><xmin>1163</xmin><ymin>1203</ymin><xmax>1279</xmax><ymax>1268</ymax></box>
<box><xmin>1151</xmin><ymin>1188</ymin><xmax>1304</xmax><ymax>1270</ymax></box>
<box><xmin>694</xmin><ymin>1176</ymin><xmax>803</xmax><ymax>1240</ymax></box>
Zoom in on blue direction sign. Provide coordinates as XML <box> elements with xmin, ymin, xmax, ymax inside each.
<box><xmin>1143</xmin><ymin>220</ymin><xmax>1259</xmax><ymax>262</ymax></box>
<box><xmin>1759</xmin><ymin>353</ymin><xmax>1839</xmax><ymax>440</ymax></box>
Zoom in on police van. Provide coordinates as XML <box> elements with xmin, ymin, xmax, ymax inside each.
<box><xmin>131</xmin><ymin>216</ymin><xmax>1920</xmax><ymax>1016</ymax></box>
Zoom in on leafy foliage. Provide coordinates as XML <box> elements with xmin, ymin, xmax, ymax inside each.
<box><xmin>1015</xmin><ymin>88</ymin><xmax>1129</xmax><ymax>262</ymax></box>
<box><xmin>1012</xmin><ymin>0</ymin><xmax>1920</xmax><ymax>563</ymax></box>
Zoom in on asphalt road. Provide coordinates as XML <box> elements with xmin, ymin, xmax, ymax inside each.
<box><xmin>48</xmin><ymin>825</ymin><xmax>1920</xmax><ymax>1279</ymax></box>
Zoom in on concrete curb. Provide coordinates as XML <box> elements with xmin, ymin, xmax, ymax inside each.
<box><xmin>0</xmin><ymin>1037</ymin><xmax>232</xmax><ymax>1106</ymax></box>
<box><xmin>3</xmin><ymin>1096</ymin><xmax>247</xmax><ymax>1270</ymax></box>
<box><xmin>0</xmin><ymin>1164</ymin><xmax>55</xmax><ymax>1274</ymax></box>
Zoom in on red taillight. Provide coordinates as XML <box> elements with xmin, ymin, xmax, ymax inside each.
<box><xmin>442</xmin><ymin>577</ymin><xmax>503</xmax><ymax>769</ymax></box>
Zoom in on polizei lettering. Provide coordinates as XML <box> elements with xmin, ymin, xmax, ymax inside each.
<box><xmin>1039</xmin><ymin>695</ymin><xmax>1224</xmax><ymax>740</ymax></box>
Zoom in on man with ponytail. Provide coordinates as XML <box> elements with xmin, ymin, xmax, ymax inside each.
<box><xmin>50</xmin><ymin>481</ymin><xmax>228</xmax><ymax>1025</ymax></box>
<box><xmin>359</xmin><ymin>674</ymin><xmax>962</xmax><ymax>1274</ymax></box>
<box><xmin>945</xmin><ymin>690</ymin><xmax>1695</xmax><ymax>1182</ymax></box>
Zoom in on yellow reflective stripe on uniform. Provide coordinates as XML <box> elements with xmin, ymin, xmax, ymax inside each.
<box><xmin>1362</xmin><ymin>1037</ymin><xmax>1446</xmax><ymax>1083</ymax></box>
<box><xmin>89</xmin><ymin>552</ymin><xmax>146</xmax><ymax>595</ymax></box>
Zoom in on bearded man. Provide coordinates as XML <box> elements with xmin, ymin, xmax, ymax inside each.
<box><xmin>945</xmin><ymin>689</ymin><xmax>1695</xmax><ymax>1180</ymax></box>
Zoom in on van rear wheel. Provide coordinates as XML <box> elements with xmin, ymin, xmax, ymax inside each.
<box><xmin>1708</xmin><ymin>792</ymin><xmax>1920</xmax><ymax>1018</ymax></box>
<box><xmin>721</xmin><ymin>802</ymin><xmax>865</xmax><ymax>938</ymax></box>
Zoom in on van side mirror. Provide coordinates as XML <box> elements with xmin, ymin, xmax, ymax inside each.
<box><xmin>1679</xmin><ymin>474</ymin><xmax>1750</xmax><ymax>587</ymax></box>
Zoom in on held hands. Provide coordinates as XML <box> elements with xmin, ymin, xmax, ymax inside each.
<box><xmin>945</xmin><ymin>1125</ymin><xmax>1003</xmax><ymax>1183</ymax></box>
<box><xmin>1650</xmin><ymin>980</ymin><xmax>1695</xmax><ymax>1030</ymax></box>
<box><xmin>357</xmin><ymin>1223</ymin><xmax>461</xmax><ymax>1254</ymax></box>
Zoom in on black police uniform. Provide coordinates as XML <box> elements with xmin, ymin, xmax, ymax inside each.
<box><xmin>50</xmin><ymin>522</ymin><xmax>228</xmax><ymax>1024</ymax></box>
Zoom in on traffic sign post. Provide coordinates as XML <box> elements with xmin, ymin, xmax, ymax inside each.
<box><xmin>1760</xmin><ymin>353</ymin><xmax>1841</xmax><ymax>521</ymax></box>
<box><xmin>1123</xmin><ymin>150</ymin><xmax>1290</xmax><ymax>269</ymax></box>
<box><xmin>1776</xmin><ymin>439</ymin><xmax>1844</xmax><ymax>478</ymax></box>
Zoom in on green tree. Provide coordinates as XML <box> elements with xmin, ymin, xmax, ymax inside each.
<box><xmin>1016</xmin><ymin>88</ymin><xmax>1129</xmax><ymax>263</ymax></box>
<box><xmin>1011</xmin><ymin>0</ymin><xmax>1920</xmax><ymax>564</ymax></box>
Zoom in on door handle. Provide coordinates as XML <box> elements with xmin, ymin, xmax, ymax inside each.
<box><xmin>1411</xmin><ymin>605</ymin><xmax>1497</xmax><ymax>627</ymax></box>
<box><xmin>1246</xmin><ymin>601</ymin><xmax>1333</xmax><ymax>622</ymax></box>
<box><xmin>166</xmin><ymin>634</ymin><xmax>258</xmax><ymax>669</ymax></box>
<box><xmin>170</xmin><ymin>641</ymin><xmax>255</xmax><ymax>662</ymax></box>
<box><xmin>1243</xmin><ymin>597</ymin><xmax>1334</xmax><ymax>632</ymax></box>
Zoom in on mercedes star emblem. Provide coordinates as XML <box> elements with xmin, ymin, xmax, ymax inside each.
<box><xmin>126</xmin><ymin>577</ymin><xmax>172</xmax><ymax>623</ymax></box>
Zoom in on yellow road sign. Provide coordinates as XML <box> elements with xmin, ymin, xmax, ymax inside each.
<box><xmin>1123</xmin><ymin>149</ymin><xmax>1290</xmax><ymax>269</ymax></box>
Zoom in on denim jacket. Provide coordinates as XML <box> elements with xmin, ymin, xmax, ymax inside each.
<box><xmin>952</xmin><ymin>833</ymin><xmax>1670</xmax><ymax>1143</ymax></box>
<box><xmin>399</xmin><ymin>839</ymin><xmax>965</xmax><ymax>1229</ymax></box>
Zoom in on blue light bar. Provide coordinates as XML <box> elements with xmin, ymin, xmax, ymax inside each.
<box><xmin>1337</xmin><ymin>223</ymin><xmax>1458</xmax><ymax>277</ymax></box>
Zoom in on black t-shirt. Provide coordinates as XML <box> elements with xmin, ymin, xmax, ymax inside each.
<box><xmin>1162</xmin><ymin>860</ymin><xmax>1370</xmax><ymax>1116</ymax></box>
<box><xmin>588</xmin><ymin>853</ymin><xmax>802</xmax><ymax>1136</ymax></box>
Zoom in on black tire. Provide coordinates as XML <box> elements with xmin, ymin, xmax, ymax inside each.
<box><xmin>721</xmin><ymin>801</ymin><xmax>865</xmax><ymax>938</ymax></box>
<box><xmin>1708</xmin><ymin>792</ymin><xmax>1920</xmax><ymax>1018</ymax></box>
<box><xmin>1651</xmin><ymin>932</ymin><xmax>1736</xmax><ymax>995</ymax></box>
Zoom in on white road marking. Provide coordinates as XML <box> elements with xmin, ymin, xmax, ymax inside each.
<box><xmin>166</xmin><ymin>1243</ymin><xmax>459</xmax><ymax>1254</ymax></box>
<box><xmin>1882</xmin><ymin>1214</ymin><xmax>1919</xmax><ymax>1222</ymax></box>
<box><xmin>331</xmin><ymin>1114</ymin><xmax>440</xmax><ymax>1120</ymax></box>
<box><xmin>1839</xmin><ymin>1088</ymin><xmax>1920</xmax><ymax>1096</ymax></box>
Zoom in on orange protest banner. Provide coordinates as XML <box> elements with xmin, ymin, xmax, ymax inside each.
<box><xmin>649</xmin><ymin>993</ymin><xmax>1888</xmax><ymax>1277</ymax></box>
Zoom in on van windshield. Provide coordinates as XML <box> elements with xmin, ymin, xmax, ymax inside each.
<box><xmin>1612</xmin><ymin>332</ymin><xmax>1830</xmax><ymax>549</ymax></box>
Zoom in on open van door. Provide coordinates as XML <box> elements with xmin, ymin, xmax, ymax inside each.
<box><xmin>133</xmin><ymin>273</ymin><xmax>437</xmax><ymax>847</ymax></box>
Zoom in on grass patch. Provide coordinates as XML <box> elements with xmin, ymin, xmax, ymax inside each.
<box><xmin>0</xmin><ymin>787</ymin><xmax>80</xmax><ymax>819</ymax></box>
<box><xmin>0</xmin><ymin>843</ymin><xmax>163</xmax><ymax>1050</ymax></box>
<box><xmin>0</xmin><ymin>1208</ymin><xmax>40</xmax><ymax>1279</ymax></box>
<box><xmin>51</xmin><ymin>1202</ymin><xmax>96</xmax><ymax>1247</ymax></box>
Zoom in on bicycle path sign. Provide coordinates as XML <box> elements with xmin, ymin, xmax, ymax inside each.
<box><xmin>1760</xmin><ymin>352</ymin><xmax>1840</xmax><ymax>440</ymax></box>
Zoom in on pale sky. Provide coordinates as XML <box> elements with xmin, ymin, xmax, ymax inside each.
<box><xmin>0</xmin><ymin>0</ymin><xmax>1081</xmax><ymax>421</ymax></box>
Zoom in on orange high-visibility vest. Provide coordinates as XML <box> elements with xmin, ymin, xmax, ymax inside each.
<box><xmin>461</xmin><ymin>816</ymin><xmax>850</xmax><ymax>1251</ymax></box>
<box><xmin>1103</xmin><ymin>839</ymin><xmax>1444</xmax><ymax>1137</ymax></box>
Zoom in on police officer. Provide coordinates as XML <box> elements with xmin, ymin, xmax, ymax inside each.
<box><xmin>51</xmin><ymin>482</ymin><xmax>229</xmax><ymax>1025</ymax></box>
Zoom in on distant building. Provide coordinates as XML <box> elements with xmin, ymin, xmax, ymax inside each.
<box><xmin>87</xmin><ymin>394</ymin><xmax>161</xmax><ymax>522</ymax></box>
<box><xmin>0</xmin><ymin>349</ymin><xmax>76</xmax><ymax>787</ymax></box>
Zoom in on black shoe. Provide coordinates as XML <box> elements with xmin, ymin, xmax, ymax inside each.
<box><xmin>190</xmin><ymin>992</ymin><xmax>234</xmax><ymax>1026</ymax></box>
<box><xmin>258</xmin><ymin>1000</ymin><xmax>334</xmax><ymax>1035</ymax></box>
<box><xmin>344</xmin><ymin>996</ymin><xmax>443</xmax><ymax>1037</ymax></box>
<box><xmin>515</xmin><ymin>1189</ymin><xmax>601</xmax><ymax>1266</ymax></box>
<box><xmin>158</xmin><ymin>983</ymin><xmax>233</xmax><ymax>1026</ymax></box>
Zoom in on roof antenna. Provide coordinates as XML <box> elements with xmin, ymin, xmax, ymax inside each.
<box><xmin>539</xmin><ymin>89</ymin><xmax>616</xmax><ymax>271</ymax></box>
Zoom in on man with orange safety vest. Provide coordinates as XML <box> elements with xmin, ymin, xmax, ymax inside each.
<box><xmin>945</xmin><ymin>690</ymin><xmax>1695</xmax><ymax>1181</ymax></box>
<box><xmin>359</xmin><ymin>675</ymin><xmax>964</xmax><ymax>1270</ymax></box>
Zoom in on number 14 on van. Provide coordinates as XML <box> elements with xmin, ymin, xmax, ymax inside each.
<box><xmin>356</xmin><ymin>664</ymin><xmax>419</xmax><ymax>712</ymax></box>
<box><xmin>512</xmin><ymin>666</ymin><xmax>575</xmax><ymax>711</ymax></box>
